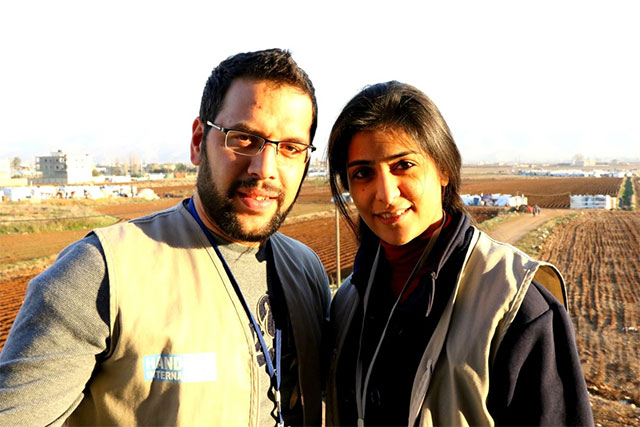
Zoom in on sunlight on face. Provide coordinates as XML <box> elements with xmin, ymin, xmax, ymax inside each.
<box><xmin>347</xmin><ymin>128</ymin><xmax>449</xmax><ymax>246</ymax></box>
<box><xmin>192</xmin><ymin>79</ymin><xmax>313</xmax><ymax>245</ymax></box>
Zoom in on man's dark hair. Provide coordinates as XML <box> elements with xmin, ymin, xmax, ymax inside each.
<box><xmin>327</xmin><ymin>80</ymin><xmax>465</xmax><ymax>241</ymax></box>
<box><xmin>199</xmin><ymin>48</ymin><xmax>317</xmax><ymax>144</ymax></box>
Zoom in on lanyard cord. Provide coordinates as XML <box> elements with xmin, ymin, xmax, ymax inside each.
<box><xmin>188</xmin><ymin>198</ymin><xmax>284</xmax><ymax>426</ymax></box>
<box><xmin>355</xmin><ymin>213</ymin><xmax>446</xmax><ymax>427</ymax></box>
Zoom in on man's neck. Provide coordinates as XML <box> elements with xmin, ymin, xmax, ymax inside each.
<box><xmin>192</xmin><ymin>193</ymin><xmax>262</xmax><ymax>248</ymax></box>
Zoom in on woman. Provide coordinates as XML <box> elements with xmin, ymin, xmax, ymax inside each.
<box><xmin>326</xmin><ymin>81</ymin><xmax>592</xmax><ymax>426</ymax></box>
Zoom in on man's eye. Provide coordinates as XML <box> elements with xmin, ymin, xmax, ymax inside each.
<box><xmin>229</xmin><ymin>132</ymin><xmax>261</xmax><ymax>147</ymax></box>
<box><xmin>280</xmin><ymin>142</ymin><xmax>305</xmax><ymax>155</ymax></box>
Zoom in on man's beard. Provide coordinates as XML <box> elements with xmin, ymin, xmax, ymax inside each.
<box><xmin>196</xmin><ymin>152</ymin><xmax>296</xmax><ymax>243</ymax></box>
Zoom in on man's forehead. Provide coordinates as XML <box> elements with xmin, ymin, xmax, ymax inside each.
<box><xmin>224</xmin><ymin>77</ymin><xmax>309</xmax><ymax>102</ymax></box>
<box><xmin>215</xmin><ymin>78</ymin><xmax>313</xmax><ymax>134</ymax></box>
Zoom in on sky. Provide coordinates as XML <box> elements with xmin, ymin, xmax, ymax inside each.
<box><xmin>1</xmin><ymin>0</ymin><xmax>639</xmax><ymax>166</ymax></box>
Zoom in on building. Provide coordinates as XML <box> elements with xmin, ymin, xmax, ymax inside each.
<box><xmin>33</xmin><ymin>150</ymin><xmax>93</xmax><ymax>184</ymax></box>
<box><xmin>461</xmin><ymin>193</ymin><xmax>528</xmax><ymax>207</ymax></box>
<box><xmin>570</xmin><ymin>195</ymin><xmax>617</xmax><ymax>210</ymax></box>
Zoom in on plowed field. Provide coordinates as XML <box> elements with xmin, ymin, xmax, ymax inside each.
<box><xmin>461</xmin><ymin>176</ymin><xmax>622</xmax><ymax>208</ymax></box>
<box><xmin>281</xmin><ymin>215</ymin><xmax>358</xmax><ymax>282</ymax></box>
<box><xmin>537</xmin><ymin>210</ymin><xmax>640</xmax><ymax>424</ymax></box>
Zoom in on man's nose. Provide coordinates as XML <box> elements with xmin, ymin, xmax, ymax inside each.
<box><xmin>247</xmin><ymin>143</ymin><xmax>278</xmax><ymax>179</ymax></box>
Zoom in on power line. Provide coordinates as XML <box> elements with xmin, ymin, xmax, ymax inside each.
<box><xmin>0</xmin><ymin>210</ymin><xmax>157</xmax><ymax>223</ymax></box>
<box><xmin>521</xmin><ymin>192</ymin><xmax>572</xmax><ymax>197</ymax></box>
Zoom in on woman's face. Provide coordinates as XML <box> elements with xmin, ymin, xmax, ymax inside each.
<box><xmin>346</xmin><ymin>128</ymin><xmax>449</xmax><ymax>246</ymax></box>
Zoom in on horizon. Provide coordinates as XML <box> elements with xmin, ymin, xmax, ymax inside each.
<box><xmin>6</xmin><ymin>150</ymin><xmax>640</xmax><ymax>171</ymax></box>
<box><xmin>4</xmin><ymin>143</ymin><xmax>640</xmax><ymax>168</ymax></box>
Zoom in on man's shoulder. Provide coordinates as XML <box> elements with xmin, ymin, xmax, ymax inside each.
<box><xmin>95</xmin><ymin>200</ymin><xmax>195</xmax><ymax>244</ymax></box>
<box><xmin>270</xmin><ymin>231</ymin><xmax>319</xmax><ymax>261</ymax></box>
<box><xmin>269</xmin><ymin>232</ymin><xmax>329</xmax><ymax>288</ymax></box>
<box><xmin>106</xmin><ymin>200</ymin><xmax>184</xmax><ymax>230</ymax></box>
<box><xmin>58</xmin><ymin>233</ymin><xmax>106</xmax><ymax>266</ymax></box>
<box><xmin>128</xmin><ymin>200</ymin><xmax>185</xmax><ymax>223</ymax></box>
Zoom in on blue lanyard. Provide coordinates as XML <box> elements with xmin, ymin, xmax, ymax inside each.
<box><xmin>188</xmin><ymin>198</ymin><xmax>284</xmax><ymax>426</ymax></box>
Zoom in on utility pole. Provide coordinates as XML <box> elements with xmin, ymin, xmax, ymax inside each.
<box><xmin>335</xmin><ymin>204</ymin><xmax>341</xmax><ymax>286</ymax></box>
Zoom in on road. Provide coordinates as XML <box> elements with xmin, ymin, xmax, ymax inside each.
<box><xmin>484</xmin><ymin>208</ymin><xmax>568</xmax><ymax>245</ymax></box>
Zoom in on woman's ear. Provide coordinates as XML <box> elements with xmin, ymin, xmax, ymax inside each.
<box><xmin>439</xmin><ymin>170</ymin><xmax>450</xmax><ymax>187</ymax></box>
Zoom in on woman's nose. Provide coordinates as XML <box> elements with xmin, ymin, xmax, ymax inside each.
<box><xmin>375</xmin><ymin>172</ymin><xmax>400</xmax><ymax>205</ymax></box>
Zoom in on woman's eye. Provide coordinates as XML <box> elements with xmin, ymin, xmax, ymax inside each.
<box><xmin>394</xmin><ymin>160</ymin><xmax>415</xmax><ymax>171</ymax></box>
<box><xmin>351</xmin><ymin>168</ymin><xmax>372</xmax><ymax>180</ymax></box>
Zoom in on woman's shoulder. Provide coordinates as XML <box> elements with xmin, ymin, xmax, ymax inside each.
<box><xmin>514</xmin><ymin>280</ymin><xmax>568</xmax><ymax>326</ymax></box>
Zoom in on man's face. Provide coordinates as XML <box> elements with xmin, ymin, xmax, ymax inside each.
<box><xmin>190</xmin><ymin>78</ymin><xmax>313</xmax><ymax>245</ymax></box>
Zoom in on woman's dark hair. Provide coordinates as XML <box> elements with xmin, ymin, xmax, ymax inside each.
<box><xmin>327</xmin><ymin>80</ymin><xmax>465</xmax><ymax>241</ymax></box>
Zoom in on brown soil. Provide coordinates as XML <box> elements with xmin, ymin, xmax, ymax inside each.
<box><xmin>537</xmin><ymin>211</ymin><xmax>640</xmax><ymax>424</ymax></box>
<box><xmin>462</xmin><ymin>176</ymin><xmax>622</xmax><ymax>208</ymax></box>
<box><xmin>280</xmin><ymin>215</ymin><xmax>358</xmax><ymax>284</ymax></box>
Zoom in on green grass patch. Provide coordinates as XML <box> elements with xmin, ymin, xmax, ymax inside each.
<box><xmin>0</xmin><ymin>215</ymin><xmax>118</xmax><ymax>234</ymax></box>
<box><xmin>618</xmin><ymin>176</ymin><xmax>634</xmax><ymax>210</ymax></box>
<box><xmin>0</xmin><ymin>198</ymin><xmax>148</xmax><ymax>234</ymax></box>
<box><xmin>0</xmin><ymin>255</ymin><xmax>58</xmax><ymax>279</ymax></box>
<box><xmin>515</xmin><ymin>213</ymin><xmax>580</xmax><ymax>257</ymax></box>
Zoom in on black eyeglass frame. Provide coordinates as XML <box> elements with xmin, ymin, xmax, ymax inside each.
<box><xmin>206</xmin><ymin>120</ymin><xmax>316</xmax><ymax>162</ymax></box>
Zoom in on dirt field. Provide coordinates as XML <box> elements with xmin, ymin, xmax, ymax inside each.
<box><xmin>2</xmin><ymin>178</ymin><xmax>639</xmax><ymax>424</ymax></box>
<box><xmin>461</xmin><ymin>176</ymin><xmax>622</xmax><ymax>208</ymax></box>
<box><xmin>536</xmin><ymin>210</ymin><xmax>640</xmax><ymax>424</ymax></box>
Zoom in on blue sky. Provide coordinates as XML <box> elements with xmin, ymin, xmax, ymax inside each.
<box><xmin>1</xmin><ymin>0</ymin><xmax>639</xmax><ymax>165</ymax></box>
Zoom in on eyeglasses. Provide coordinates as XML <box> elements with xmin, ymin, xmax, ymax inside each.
<box><xmin>206</xmin><ymin>121</ymin><xmax>315</xmax><ymax>163</ymax></box>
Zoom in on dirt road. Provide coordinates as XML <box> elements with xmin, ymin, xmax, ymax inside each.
<box><xmin>484</xmin><ymin>208</ymin><xmax>568</xmax><ymax>245</ymax></box>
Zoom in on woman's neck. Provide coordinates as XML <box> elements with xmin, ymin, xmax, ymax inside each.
<box><xmin>380</xmin><ymin>213</ymin><xmax>449</xmax><ymax>301</ymax></box>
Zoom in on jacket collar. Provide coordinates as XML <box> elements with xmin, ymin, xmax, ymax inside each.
<box><xmin>351</xmin><ymin>211</ymin><xmax>471</xmax><ymax>296</ymax></box>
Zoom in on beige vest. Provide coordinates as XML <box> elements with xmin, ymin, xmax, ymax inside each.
<box><xmin>68</xmin><ymin>203</ymin><xmax>261</xmax><ymax>426</ymax></box>
<box><xmin>410</xmin><ymin>230</ymin><xmax>565</xmax><ymax>426</ymax></box>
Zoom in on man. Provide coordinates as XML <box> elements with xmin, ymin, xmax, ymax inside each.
<box><xmin>0</xmin><ymin>49</ymin><xmax>331</xmax><ymax>426</ymax></box>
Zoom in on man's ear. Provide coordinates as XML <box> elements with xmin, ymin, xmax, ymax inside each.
<box><xmin>190</xmin><ymin>117</ymin><xmax>204</xmax><ymax>166</ymax></box>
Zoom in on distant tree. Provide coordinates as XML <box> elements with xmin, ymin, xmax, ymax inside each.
<box><xmin>175</xmin><ymin>163</ymin><xmax>187</xmax><ymax>173</ymax></box>
<box><xmin>92</xmin><ymin>169</ymin><xmax>101</xmax><ymax>177</ymax></box>
<box><xmin>148</xmin><ymin>164</ymin><xmax>164</xmax><ymax>174</ymax></box>
<box><xmin>11</xmin><ymin>157</ymin><xmax>22</xmax><ymax>169</ymax></box>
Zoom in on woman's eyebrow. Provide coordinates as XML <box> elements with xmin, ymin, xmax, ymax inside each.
<box><xmin>347</xmin><ymin>151</ymin><xmax>416</xmax><ymax>168</ymax></box>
